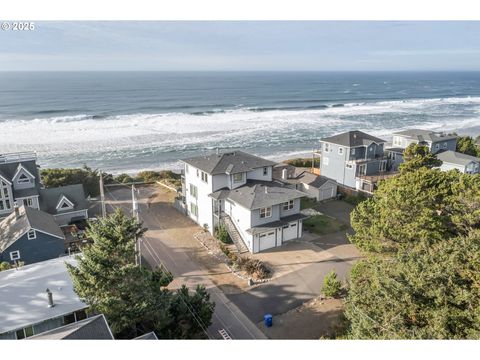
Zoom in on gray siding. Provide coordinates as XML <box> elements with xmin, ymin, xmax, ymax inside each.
<box><xmin>431</xmin><ymin>139</ymin><xmax>457</xmax><ymax>154</ymax></box>
<box><xmin>251</xmin><ymin>204</ymin><xmax>281</xmax><ymax>227</ymax></box>
<box><xmin>0</xmin><ymin>230</ymin><xmax>65</xmax><ymax>265</ymax></box>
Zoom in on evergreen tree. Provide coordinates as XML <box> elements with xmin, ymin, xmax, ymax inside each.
<box><xmin>399</xmin><ymin>143</ymin><xmax>442</xmax><ymax>173</ymax></box>
<box><xmin>67</xmin><ymin>209</ymin><xmax>214</xmax><ymax>339</ymax></box>
<box><xmin>456</xmin><ymin>136</ymin><xmax>480</xmax><ymax>157</ymax></box>
<box><xmin>346</xmin><ymin>169</ymin><xmax>480</xmax><ymax>339</ymax></box>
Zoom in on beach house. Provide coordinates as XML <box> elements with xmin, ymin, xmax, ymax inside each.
<box><xmin>0</xmin><ymin>152</ymin><xmax>89</xmax><ymax>226</ymax></box>
<box><xmin>315</xmin><ymin>130</ymin><xmax>390</xmax><ymax>193</ymax></box>
<box><xmin>0</xmin><ymin>205</ymin><xmax>65</xmax><ymax>265</ymax></box>
<box><xmin>179</xmin><ymin>151</ymin><xmax>308</xmax><ymax>253</ymax></box>
<box><xmin>436</xmin><ymin>150</ymin><xmax>480</xmax><ymax>174</ymax></box>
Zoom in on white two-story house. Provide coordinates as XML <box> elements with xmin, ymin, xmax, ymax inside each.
<box><xmin>180</xmin><ymin>151</ymin><xmax>308</xmax><ymax>253</ymax></box>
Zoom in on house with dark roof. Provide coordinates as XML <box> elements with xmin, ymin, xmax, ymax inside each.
<box><xmin>29</xmin><ymin>314</ymin><xmax>114</xmax><ymax>340</ymax></box>
<box><xmin>0</xmin><ymin>152</ymin><xmax>89</xmax><ymax>226</ymax></box>
<box><xmin>390</xmin><ymin>129</ymin><xmax>457</xmax><ymax>154</ymax></box>
<box><xmin>315</xmin><ymin>130</ymin><xmax>389</xmax><ymax>193</ymax></box>
<box><xmin>0</xmin><ymin>205</ymin><xmax>65</xmax><ymax>265</ymax></box>
<box><xmin>436</xmin><ymin>150</ymin><xmax>480</xmax><ymax>174</ymax></box>
<box><xmin>0</xmin><ymin>152</ymin><xmax>42</xmax><ymax>218</ymax></box>
<box><xmin>39</xmin><ymin>184</ymin><xmax>89</xmax><ymax>226</ymax></box>
<box><xmin>180</xmin><ymin>151</ymin><xmax>308</xmax><ymax>253</ymax></box>
<box><xmin>273</xmin><ymin>164</ymin><xmax>338</xmax><ymax>201</ymax></box>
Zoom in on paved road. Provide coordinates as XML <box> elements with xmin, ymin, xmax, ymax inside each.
<box><xmin>104</xmin><ymin>184</ymin><xmax>266</xmax><ymax>340</ymax></box>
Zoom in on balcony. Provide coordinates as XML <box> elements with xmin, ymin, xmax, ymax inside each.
<box><xmin>0</xmin><ymin>151</ymin><xmax>37</xmax><ymax>164</ymax></box>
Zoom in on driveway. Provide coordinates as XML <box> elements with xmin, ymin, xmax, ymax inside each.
<box><xmin>226</xmin><ymin>200</ymin><xmax>361</xmax><ymax>324</ymax></box>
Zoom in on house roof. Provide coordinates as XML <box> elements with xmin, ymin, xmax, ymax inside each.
<box><xmin>0</xmin><ymin>256</ymin><xmax>87</xmax><ymax>335</ymax></box>
<box><xmin>39</xmin><ymin>184</ymin><xmax>88</xmax><ymax>214</ymax></box>
<box><xmin>0</xmin><ymin>160</ymin><xmax>41</xmax><ymax>187</ymax></box>
<box><xmin>134</xmin><ymin>331</ymin><xmax>158</xmax><ymax>340</ymax></box>
<box><xmin>320</xmin><ymin>130</ymin><xmax>386</xmax><ymax>148</ymax></box>
<box><xmin>273</xmin><ymin>164</ymin><xmax>334</xmax><ymax>188</ymax></box>
<box><xmin>0</xmin><ymin>205</ymin><xmax>64</xmax><ymax>253</ymax></box>
<box><xmin>436</xmin><ymin>150</ymin><xmax>480</xmax><ymax>166</ymax></box>
<box><xmin>246</xmin><ymin>213</ymin><xmax>309</xmax><ymax>235</ymax></box>
<box><xmin>210</xmin><ymin>180</ymin><xmax>306</xmax><ymax>210</ymax></box>
<box><xmin>29</xmin><ymin>314</ymin><xmax>114</xmax><ymax>340</ymax></box>
<box><xmin>393</xmin><ymin>129</ymin><xmax>457</xmax><ymax>143</ymax></box>
<box><xmin>181</xmin><ymin>151</ymin><xmax>277</xmax><ymax>175</ymax></box>
<box><xmin>385</xmin><ymin>147</ymin><xmax>405</xmax><ymax>154</ymax></box>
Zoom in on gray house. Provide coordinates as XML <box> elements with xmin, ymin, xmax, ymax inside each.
<box><xmin>316</xmin><ymin>130</ymin><xmax>388</xmax><ymax>193</ymax></box>
<box><xmin>390</xmin><ymin>129</ymin><xmax>457</xmax><ymax>154</ymax></box>
<box><xmin>0</xmin><ymin>205</ymin><xmax>65</xmax><ymax>265</ymax></box>
<box><xmin>273</xmin><ymin>164</ymin><xmax>338</xmax><ymax>201</ymax></box>
<box><xmin>39</xmin><ymin>184</ymin><xmax>89</xmax><ymax>226</ymax></box>
<box><xmin>436</xmin><ymin>150</ymin><xmax>480</xmax><ymax>174</ymax></box>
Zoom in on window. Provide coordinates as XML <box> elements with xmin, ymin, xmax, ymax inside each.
<box><xmin>324</xmin><ymin>143</ymin><xmax>330</xmax><ymax>152</ymax></box>
<box><xmin>0</xmin><ymin>201</ymin><xmax>3</xmax><ymax>211</ymax></box>
<box><xmin>393</xmin><ymin>137</ymin><xmax>402</xmax><ymax>146</ymax></box>
<box><xmin>263</xmin><ymin>167</ymin><xmax>268</xmax><ymax>176</ymax></box>
<box><xmin>282</xmin><ymin>200</ymin><xmax>294</xmax><ymax>211</ymax></box>
<box><xmin>443</xmin><ymin>142</ymin><xmax>448</xmax><ymax>149</ymax></box>
<box><xmin>196</xmin><ymin>169</ymin><xmax>199</xmax><ymax>177</ymax></box>
<box><xmin>16</xmin><ymin>326</ymin><xmax>34</xmax><ymax>339</ymax></box>
<box><xmin>64</xmin><ymin>313</ymin><xmax>76</xmax><ymax>325</ymax></box>
<box><xmin>233</xmin><ymin>173</ymin><xmax>244</xmax><ymax>183</ymax></box>
<box><xmin>28</xmin><ymin>229</ymin><xmax>36</xmax><ymax>240</ymax></box>
<box><xmin>282</xmin><ymin>225</ymin><xmax>289</xmax><ymax>229</ymax></box>
<box><xmin>338</xmin><ymin>147</ymin><xmax>344</xmax><ymax>155</ymax></box>
<box><xmin>201</xmin><ymin>171</ymin><xmax>208</xmax><ymax>183</ymax></box>
<box><xmin>10</xmin><ymin>250</ymin><xmax>20</xmax><ymax>261</ymax></box>
<box><xmin>61</xmin><ymin>201</ymin><xmax>70</xmax><ymax>209</ymax></box>
<box><xmin>379</xmin><ymin>161</ymin><xmax>387</xmax><ymax>172</ymax></box>
<box><xmin>267</xmin><ymin>232</ymin><xmax>275</xmax><ymax>236</ymax></box>
<box><xmin>260</xmin><ymin>207</ymin><xmax>272</xmax><ymax>218</ymax></box>
<box><xmin>290</xmin><ymin>223</ymin><xmax>297</xmax><ymax>228</ymax></box>
<box><xmin>190</xmin><ymin>202</ymin><xmax>198</xmax><ymax>216</ymax></box>
<box><xmin>5</xmin><ymin>199</ymin><xmax>10</xmax><ymax>209</ymax></box>
<box><xmin>75</xmin><ymin>310</ymin><xmax>87</xmax><ymax>321</ymax></box>
<box><xmin>189</xmin><ymin>184</ymin><xmax>198</xmax><ymax>199</ymax></box>
<box><xmin>435</xmin><ymin>144</ymin><xmax>440</xmax><ymax>150</ymax></box>
<box><xmin>18</xmin><ymin>173</ymin><xmax>30</xmax><ymax>184</ymax></box>
<box><xmin>323</xmin><ymin>157</ymin><xmax>329</xmax><ymax>166</ymax></box>
<box><xmin>23</xmin><ymin>198</ymin><xmax>34</xmax><ymax>207</ymax></box>
<box><xmin>351</xmin><ymin>148</ymin><xmax>356</xmax><ymax>155</ymax></box>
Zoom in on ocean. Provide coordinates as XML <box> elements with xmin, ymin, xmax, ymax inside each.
<box><xmin>1</xmin><ymin>71</ymin><xmax>480</xmax><ymax>174</ymax></box>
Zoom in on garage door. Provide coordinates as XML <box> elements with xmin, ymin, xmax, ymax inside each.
<box><xmin>320</xmin><ymin>187</ymin><xmax>334</xmax><ymax>201</ymax></box>
<box><xmin>282</xmin><ymin>222</ymin><xmax>298</xmax><ymax>241</ymax></box>
<box><xmin>259</xmin><ymin>231</ymin><xmax>276</xmax><ymax>251</ymax></box>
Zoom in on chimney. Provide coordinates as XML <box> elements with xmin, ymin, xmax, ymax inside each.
<box><xmin>282</xmin><ymin>168</ymin><xmax>288</xmax><ymax>180</ymax></box>
<box><xmin>14</xmin><ymin>202</ymin><xmax>20</xmax><ymax>219</ymax></box>
<box><xmin>46</xmin><ymin>288</ymin><xmax>55</xmax><ymax>308</ymax></box>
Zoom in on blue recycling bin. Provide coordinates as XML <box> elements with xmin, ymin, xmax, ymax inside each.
<box><xmin>264</xmin><ymin>314</ymin><xmax>273</xmax><ymax>327</ymax></box>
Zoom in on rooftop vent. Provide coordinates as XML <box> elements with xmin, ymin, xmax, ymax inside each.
<box><xmin>46</xmin><ymin>288</ymin><xmax>55</xmax><ymax>308</ymax></box>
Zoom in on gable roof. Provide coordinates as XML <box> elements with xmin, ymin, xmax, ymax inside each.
<box><xmin>210</xmin><ymin>180</ymin><xmax>306</xmax><ymax>210</ymax></box>
<box><xmin>30</xmin><ymin>314</ymin><xmax>114</xmax><ymax>340</ymax></box>
<box><xmin>0</xmin><ymin>256</ymin><xmax>86</xmax><ymax>334</ymax></box>
<box><xmin>39</xmin><ymin>184</ymin><xmax>88</xmax><ymax>214</ymax></box>
<box><xmin>181</xmin><ymin>151</ymin><xmax>277</xmax><ymax>175</ymax></box>
<box><xmin>393</xmin><ymin>129</ymin><xmax>457</xmax><ymax>143</ymax></box>
<box><xmin>320</xmin><ymin>130</ymin><xmax>386</xmax><ymax>148</ymax></box>
<box><xmin>0</xmin><ymin>206</ymin><xmax>64</xmax><ymax>252</ymax></box>
<box><xmin>436</xmin><ymin>150</ymin><xmax>480</xmax><ymax>166</ymax></box>
<box><xmin>134</xmin><ymin>331</ymin><xmax>158</xmax><ymax>340</ymax></box>
<box><xmin>0</xmin><ymin>159</ymin><xmax>41</xmax><ymax>188</ymax></box>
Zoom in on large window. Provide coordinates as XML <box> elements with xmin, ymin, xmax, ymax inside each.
<box><xmin>189</xmin><ymin>184</ymin><xmax>198</xmax><ymax>199</ymax></box>
<box><xmin>260</xmin><ymin>207</ymin><xmax>272</xmax><ymax>218</ymax></box>
<box><xmin>201</xmin><ymin>171</ymin><xmax>208</xmax><ymax>183</ymax></box>
<box><xmin>233</xmin><ymin>173</ymin><xmax>244</xmax><ymax>183</ymax></box>
<box><xmin>282</xmin><ymin>200</ymin><xmax>294</xmax><ymax>211</ymax></box>
<box><xmin>16</xmin><ymin>326</ymin><xmax>34</xmax><ymax>339</ymax></box>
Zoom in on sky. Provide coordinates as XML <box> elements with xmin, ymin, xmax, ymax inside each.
<box><xmin>1</xmin><ymin>21</ymin><xmax>480</xmax><ymax>71</ymax></box>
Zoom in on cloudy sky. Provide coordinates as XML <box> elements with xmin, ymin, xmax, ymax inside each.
<box><xmin>1</xmin><ymin>21</ymin><xmax>480</xmax><ymax>71</ymax></box>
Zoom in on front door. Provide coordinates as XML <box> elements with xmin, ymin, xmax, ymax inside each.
<box><xmin>358</xmin><ymin>164</ymin><xmax>367</xmax><ymax>176</ymax></box>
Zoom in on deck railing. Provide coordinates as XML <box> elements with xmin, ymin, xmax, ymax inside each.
<box><xmin>0</xmin><ymin>151</ymin><xmax>37</xmax><ymax>164</ymax></box>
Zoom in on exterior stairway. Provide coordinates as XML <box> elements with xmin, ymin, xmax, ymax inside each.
<box><xmin>222</xmin><ymin>215</ymin><xmax>249</xmax><ymax>254</ymax></box>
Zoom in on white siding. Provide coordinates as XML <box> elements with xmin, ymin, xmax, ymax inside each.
<box><xmin>246</xmin><ymin>166</ymin><xmax>273</xmax><ymax>182</ymax></box>
<box><xmin>227</xmin><ymin>200</ymin><xmax>254</xmax><ymax>251</ymax></box>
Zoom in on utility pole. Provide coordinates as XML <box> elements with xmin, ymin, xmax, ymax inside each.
<box><xmin>99</xmin><ymin>171</ymin><xmax>106</xmax><ymax>218</ymax></box>
<box><xmin>132</xmin><ymin>184</ymin><xmax>141</xmax><ymax>266</ymax></box>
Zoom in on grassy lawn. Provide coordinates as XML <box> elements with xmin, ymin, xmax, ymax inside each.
<box><xmin>303</xmin><ymin>214</ymin><xmax>348</xmax><ymax>235</ymax></box>
<box><xmin>301</xmin><ymin>197</ymin><xmax>318</xmax><ymax>210</ymax></box>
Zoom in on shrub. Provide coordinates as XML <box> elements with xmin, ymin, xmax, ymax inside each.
<box><xmin>215</xmin><ymin>224</ymin><xmax>232</xmax><ymax>244</ymax></box>
<box><xmin>0</xmin><ymin>262</ymin><xmax>11</xmax><ymax>272</ymax></box>
<box><xmin>236</xmin><ymin>257</ymin><xmax>271</xmax><ymax>280</ymax></box>
<box><xmin>343</xmin><ymin>193</ymin><xmax>367</xmax><ymax>206</ymax></box>
<box><xmin>322</xmin><ymin>271</ymin><xmax>342</xmax><ymax>298</ymax></box>
<box><xmin>284</xmin><ymin>158</ymin><xmax>319</xmax><ymax>168</ymax></box>
<box><xmin>115</xmin><ymin>173</ymin><xmax>135</xmax><ymax>183</ymax></box>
